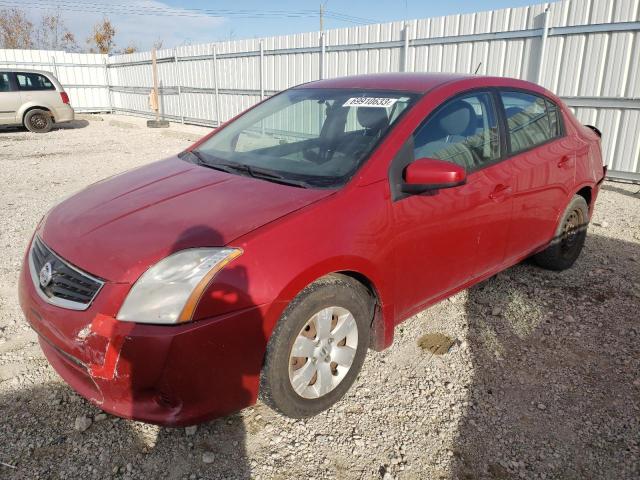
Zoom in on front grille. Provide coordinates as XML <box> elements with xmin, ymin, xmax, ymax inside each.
<box><xmin>30</xmin><ymin>236</ymin><xmax>103</xmax><ymax>310</ymax></box>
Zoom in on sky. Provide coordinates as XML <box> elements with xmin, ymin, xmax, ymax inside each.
<box><xmin>16</xmin><ymin>0</ymin><xmax>542</xmax><ymax>52</ymax></box>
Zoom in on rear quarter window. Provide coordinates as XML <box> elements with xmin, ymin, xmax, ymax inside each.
<box><xmin>0</xmin><ymin>73</ymin><xmax>11</xmax><ymax>92</ymax></box>
<box><xmin>16</xmin><ymin>72</ymin><xmax>55</xmax><ymax>91</ymax></box>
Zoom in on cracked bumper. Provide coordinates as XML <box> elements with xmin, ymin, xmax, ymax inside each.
<box><xmin>19</xmin><ymin>255</ymin><xmax>271</xmax><ymax>426</ymax></box>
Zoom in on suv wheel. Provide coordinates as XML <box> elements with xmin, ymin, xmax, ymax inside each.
<box><xmin>534</xmin><ymin>195</ymin><xmax>589</xmax><ymax>271</ymax></box>
<box><xmin>24</xmin><ymin>109</ymin><xmax>53</xmax><ymax>133</ymax></box>
<box><xmin>260</xmin><ymin>275</ymin><xmax>372</xmax><ymax>418</ymax></box>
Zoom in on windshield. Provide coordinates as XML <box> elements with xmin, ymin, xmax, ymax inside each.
<box><xmin>191</xmin><ymin>88</ymin><xmax>417</xmax><ymax>188</ymax></box>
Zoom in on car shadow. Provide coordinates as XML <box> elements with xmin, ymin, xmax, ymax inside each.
<box><xmin>600</xmin><ymin>183</ymin><xmax>640</xmax><ymax>199</ymax></box>
<box><xmin>450</xmin><ymin>232</ymin><xmax>640</xmax><ymax>479</ymax></box>
<box><xmin>0</xmin><ymin>382</ymin><xmax>251</xmax><ymax>479</ymax></box>
<box><xmin>0</xmin><ymin>119</ymin><xmax>89</xmax><ymax>134</ymax></box>
<box><xmin>52</xmin><ymin>119</ymin><xmax>90</xmax><ymax>131</ymax></box>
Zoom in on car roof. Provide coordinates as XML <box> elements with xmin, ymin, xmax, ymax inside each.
<box><xmin>295</xmin><ymin>72</ymin><xmax>544</xmax><ymax>95</ymax></box>
<box><xmin>0</xmin><ymin>68</ymin><xmax>56</xmax><ymax>77</ymax></box>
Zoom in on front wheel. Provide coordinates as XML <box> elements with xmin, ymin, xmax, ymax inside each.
<box><xmin>24</xmin><ymin>109</ymin><xmax>53</xmax><ymax>133</ymax></box>
<box><xmin>534</xmin><ymin>195</ymin><xmax>589</xmax><ymax>271</ymax></box>
<box><xmin>260</xmin><ymin>275</ymin><xmax>372</xmax><ymax>418</ymax></box>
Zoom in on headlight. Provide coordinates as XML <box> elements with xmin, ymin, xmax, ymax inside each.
<box><xmin>116</xmin><ymin>248</ymin><xmax>242</xmax><ymax>324</ymax></box>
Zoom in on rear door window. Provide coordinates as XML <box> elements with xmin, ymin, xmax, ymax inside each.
<box><xmin>16</xmin><ymin>72</ymin><xmax>55</xmax><ymax>91</ymax></box>
<box><xmin>500</xmin><ymin>91</ymin><xmax>562</xmax><ymax>154</ymax></box>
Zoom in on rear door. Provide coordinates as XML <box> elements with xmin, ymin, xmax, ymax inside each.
<box><xmin>0</xmin><ymin>72</ymin><xmax>21</xmax><ymax>124</ymax></box>
<box><xmin>16</xmin><ymin>71</ymin><xmax>59</xmax><ymax>109</ymax></box>
<box><xmin>498</xmin><ymin>90</ymin><xmax>576</xmax><ymax>259</ymax></box>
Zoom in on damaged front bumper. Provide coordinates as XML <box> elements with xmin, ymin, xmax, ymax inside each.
<box><xmin>18</xmin><ymin>251</ymin><xmax>271</xmax><ymax>426</ymax></box>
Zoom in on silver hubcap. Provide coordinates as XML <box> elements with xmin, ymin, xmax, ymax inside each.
<box><xmin>288</xmin><ymin>306</ymin><xmax>358</xmax><ymax>399</ymax></box>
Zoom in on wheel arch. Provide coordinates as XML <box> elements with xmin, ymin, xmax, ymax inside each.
<box><xmin>267</xmin><ymin>258</ymin><xmax>395</xmax><ymax>353</ymax></box>
<box><xmin>334</xmin><ymin>270</ymin><xmax>389</xmax><ymax>351</ymax></box>
<box><xmin>575</xmin><ymin>185</ymin><xmax>593</xmax><ymax>212</ymax></box>
<box><xmin>20</xmin><ymin>104</ymin><xmax>54</xmax><ymax>125</ymax></box>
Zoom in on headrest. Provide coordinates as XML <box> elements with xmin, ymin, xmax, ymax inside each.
<box><xmin>437</xmin><ymin>100</ymin><xmax>476</xmax><ymax>136</ymax></box>
<box><xmin>357</xmin><ymin>107</ymin><xmax>389</xmax><ymax>130</ymax></box>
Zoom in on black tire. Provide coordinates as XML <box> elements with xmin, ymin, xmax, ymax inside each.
<box><xmin>534</xmin><ymin>195</ymin><xmax>589</xmax><ymax>271</ymax></box>
<box><xmin>260</xmin><ymin>274</ymin><xmax>372</xmax><ymax>418</ymax></box>
<box><xmin>24</xmin><ymin>109</ymin><xmax>53</xmax><ymax>133</ymax></box>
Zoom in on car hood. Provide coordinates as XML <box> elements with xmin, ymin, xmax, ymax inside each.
<box><xmin>40</xmin><ymin>156</ymin><xmax>334</xmax><ymax>283</ymax></box>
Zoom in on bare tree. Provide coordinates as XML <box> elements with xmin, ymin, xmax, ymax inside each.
<box><xmin>152</xmin><ymin>39</ymin><xmax>163</xmax><ymax>51</ymax></box>
<box><xmin>61</xmin><ymin>31</ymin><xmax>77</xmax><ymax>51</ymax></box>
<box><xmin>36</xmin><ymin>13</ymin><xmax>78</xmax><ymax>51</ymax></box>
<box><xmin>87</xmin><ymin>17</ymin><xmax>116</xmax><ymax>54</ymax></box>
<box><xmin>0</xmin><ymin>8</ymin><xmax>33</xmax><ymax>49</ymax></box>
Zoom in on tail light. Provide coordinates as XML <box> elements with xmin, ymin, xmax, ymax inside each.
<box><xmin>60</xmin><ymin>92</ymin><xmax>70</xmax><ymax>104</ymax></box>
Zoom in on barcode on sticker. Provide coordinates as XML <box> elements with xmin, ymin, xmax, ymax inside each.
<box><xmin>343</xmin><ymin>97</ymin><xmax>398</xmax><ymax>108</ymax></box>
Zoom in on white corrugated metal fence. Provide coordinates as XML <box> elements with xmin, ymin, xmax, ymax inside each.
<box><xmin>0</xmin><ymin>0</ymin><xmax>638</xmax><ymax>179</ymax></box>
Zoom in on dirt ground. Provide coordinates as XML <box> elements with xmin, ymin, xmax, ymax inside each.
<box><xmin>0</xmin><ymin>115</ymin><xmax>638</xmax><ymax>480</ymax></box>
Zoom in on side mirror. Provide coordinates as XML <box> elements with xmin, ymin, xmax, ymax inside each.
<box><xmin>402</xmin><ymin>158</ymin><xmax>466</xmax><ymax>194</ymax></box>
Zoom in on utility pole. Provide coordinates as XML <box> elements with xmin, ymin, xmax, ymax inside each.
<box><xmin>147</xmin><ymin>48</ymin><xmax>169</xmax><ymax>128</ymax></box>
<box><xmin>319</xmin><ymin>3</ymin><xmax>324</xmax><ymax>32</ymax></box>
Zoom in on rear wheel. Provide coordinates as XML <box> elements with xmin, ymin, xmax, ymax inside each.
<box><xmin>534</xmin><ymin>195</ymin><xmax>589</xmax><ymax>271</ymax></box>
<box><xmin>260</xmin><ymin>275</ymin><xmax>372</xmax><ymax>418</ymax></box>
<box><xmin>24</xmin><ymin>109</ymin><xmax>53</xmax><ymax>133</ymax></box>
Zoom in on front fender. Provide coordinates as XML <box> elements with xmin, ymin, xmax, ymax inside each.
<box><xmin>273</xmin><ymin>257</ymin><xmax>395</xmax><ymax>350</ymax></box>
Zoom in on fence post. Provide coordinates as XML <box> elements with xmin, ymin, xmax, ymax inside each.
<box><xmin>536</xmin><ymin>7</ymin><xmax>550</xmax><ymax>85</ymax></box>
<box><xmin>174</xmin><ymin>48</ymin><xmax>184</xmax><ymax>124</ymax></box>
<box><xmin>259</xmin><ymin>40</ymin><xmax>265</xmax><ymax>100</ymax></box>
<box><xmin>50</xmin><ymin>55</ymin><xmax>58</xmax><ymax>77</ymax></box>
<box><xmin>319</xmin><ymin>32</ymin><xmax>326</xmax><ymax>79</ymax></box>
<box><xmin>212</xmin><ymin>44</ymin><xmax>220</xmax><ymax>127</ymax></box>
<box><xmin>103</xmin><ymin>57</ymin><xmax>113</xmax><ymax>113</ymax></box>
<box><xmin>402</xmin><ymin>23</ymin><xmax>410</xmax><ymax>72</ymax></box>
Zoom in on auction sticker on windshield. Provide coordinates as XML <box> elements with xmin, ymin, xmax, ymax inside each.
<box><xmin>343</xmin><ymin>97</ymin><xmax>399</xmax><ymax>108</ymax></box>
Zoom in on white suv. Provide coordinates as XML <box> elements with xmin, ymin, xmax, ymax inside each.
<box><xmin>0</xmin><ymin>69</ymin><xmax>75</xmax><ymax>133</ymax></box>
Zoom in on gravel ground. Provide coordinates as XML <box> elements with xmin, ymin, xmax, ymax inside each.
<box><xmin>0</xmin><ymin>116</ymin><xmax>638</xmax><ymax>480</ymax></box>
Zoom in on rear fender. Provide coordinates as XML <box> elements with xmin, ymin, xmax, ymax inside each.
<box><xmin>18</xmin><ymin>101</ymin><xmax>56</xmax><ymax>123</ymax></box>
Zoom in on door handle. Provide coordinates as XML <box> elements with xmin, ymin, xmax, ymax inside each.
<box><xmin>558</xmin><ymin>155</ymin><xmax>573</xmax><ymax>168</ymax></box>
<box><xmin>489</xmin><ymin>184</ymin><xmax>512</xmax><ymax>201</ymax></box>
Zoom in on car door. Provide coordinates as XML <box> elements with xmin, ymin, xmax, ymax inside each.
<box><xmin>498</xmin><ymin>90</ymin><xmax>577</xmax><ymax>260</ymax></box>
<box><xmin>16</xmin><ymin>71</ymin><xmax>58</xmax><ymax>110</ymax></box>
<box><xmin>390</xmin><ymin>90</ymin><xmax>513</xmax><ymax>318</ymax></box>
<box><xmin>0</xmin><ymin>72</ymin><xmax>21</xmax><ymax>124</ymax></box>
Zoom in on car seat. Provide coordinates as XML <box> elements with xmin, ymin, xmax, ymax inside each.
<box><xmin>415</xmin><ymin>100</ymin><xmax>478</xmax><ymax>169</ymax></box>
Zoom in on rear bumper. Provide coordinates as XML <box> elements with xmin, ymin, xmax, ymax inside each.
<box><xmin>597</xmin><ymin>165</ymin><xmax>607</xmax><ymax>185</ymax></box>
<box><xmin>19</xmin><ymin>249</ymin><xmax>272</xmax><ymax>426</ymax></box>
<box><xmin>590</xmin><ymin>165</ymin><xmax>607</xmax><ymax>212</ymax></box>
<box><xmin>52</xmin><ymin>104</ymin><xmax>74</xmax><ymax>123</ymax></box>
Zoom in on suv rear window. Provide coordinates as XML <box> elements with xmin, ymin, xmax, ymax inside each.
<box><xmin>16</xmin><ymin>72</ymin><xmax>55</xmax><ymax>91</ymax></box>
<box><xmin>500</xmin><ymin>91</ymin><xmax>562</xmax><ymax>154</ymax></box>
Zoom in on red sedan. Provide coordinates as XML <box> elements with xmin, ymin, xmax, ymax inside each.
<box><xmin>19</xmin><ymin>73</ymin><xmax>605</xmax><ymax>425</ymax></box>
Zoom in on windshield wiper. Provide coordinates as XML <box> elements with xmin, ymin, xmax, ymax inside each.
<box><xmin>187</xmin><ymin>152</ymin><xmax>311</xmax><ymax>188</ymax></box>
<box><xmin>181</xmin><ymin>149</ymin><xmax>209</xmax><ymax>166</ymax></box>
<box><xmin>244</xmin><ymin>165</ymin><xmax>312</xmax><ymax>189</ymax></box>
<box><xmin>184</xmin><ymin>152</ymin><xmax>247</xmax><ymax>175</ymax></box>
